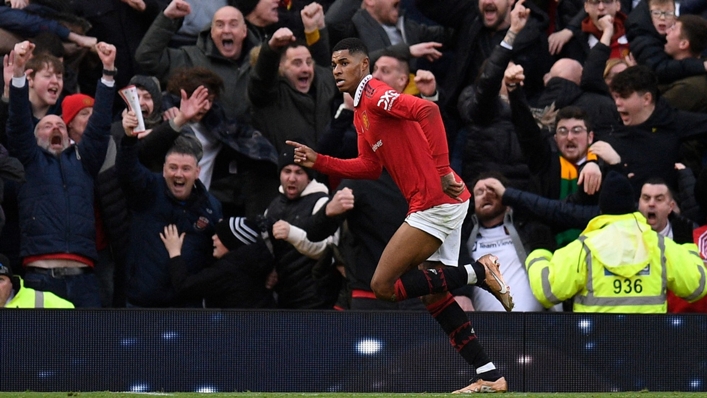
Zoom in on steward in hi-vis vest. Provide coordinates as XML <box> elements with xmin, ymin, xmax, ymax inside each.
<box><xmin>525</xmin><ymin>171</ymin><xmax>707</xmax><ymax>313</ymax></box>
<box><xmin>526</xmin><ymin>212</ymin><xmax>707</xmax><ymax>313</ymax></box>
<box><xmin>1</xmin><ymin>257</ymin><xmax>74</xmax><ymax>309</ymax></box>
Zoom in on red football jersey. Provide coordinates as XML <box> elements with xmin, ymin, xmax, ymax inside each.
<box><xmin>314</xmin><ymin>76</ymin><xmax>470</xmax><ymax>214</ymax></box>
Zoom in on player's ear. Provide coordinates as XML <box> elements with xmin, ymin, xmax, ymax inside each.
<box><xmin>361</xmin><ymin>56</ymin><xmax>370</xmax><ymax>73</ymax></box>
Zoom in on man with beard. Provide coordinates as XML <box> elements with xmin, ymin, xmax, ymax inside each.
<box><xmin>503</xmin><ymin>62</ymin><xmax>605</xmax><ymax>246</ymax></box>
<box><xmin>414</xmin><ymin>0</ymin><xmax>552</xmax><ymax>153</ymax></box>
<box><xmin>5</xmin><ymin>40</ymin><xmax>116</xmax><ymax>308</ymax></box>
<box><xmin>464</xmin><ymin>172</ymin><xmax>555</xmax><ymax>312</ymax></box>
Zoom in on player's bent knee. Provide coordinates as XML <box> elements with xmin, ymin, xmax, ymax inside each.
<box><xmin>370</xmin><ymin>279</ymin><xmax>396</xmax><ymax>302</ymax></box>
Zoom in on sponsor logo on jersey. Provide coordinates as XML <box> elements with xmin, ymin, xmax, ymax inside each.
<box><xmin>365</xmin><ymin>85</ymin><xmax>375</xmax><ymax>98</ymax></box>
<box><xmin>372</xmin><ymin>139</ymin><xmax>383</xmax><ymax>152</ymax></box>
<box><xmin>377</xmin><ymin>90</ymin><xmax>399</xmax><ymax>111</ymax></box>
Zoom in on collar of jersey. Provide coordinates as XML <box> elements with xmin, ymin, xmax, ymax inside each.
<box><xmin>354</xmin><ymin>75</ymin><xmax>373</xmax><ymax>108</ymax></box>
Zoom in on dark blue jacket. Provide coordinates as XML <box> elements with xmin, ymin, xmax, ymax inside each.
<box><xmin>0</xmin><ymin>5</ymin><xmax>71</xmax><ymax>40</ymax></box>
<box><xmin>117</xmin><ymin>135</ymin><xmax>222</xmax><ymax>307</ymax></box>
<box><xmin>7</xmin><ymin>79</ymin><xmax>113</xmax><ymax>262</ymax></box>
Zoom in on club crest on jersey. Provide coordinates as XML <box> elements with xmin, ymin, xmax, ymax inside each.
<box><xmin>377</xmin><ymin>90</ymin><xmax>399</xmax><ymax>111</ymax></box>
<box><xmin>195</xmin><ymin>216</ymin><xmax>210</xmax><ymax>230</ymax></box>
<box><xmin>361</xmin><ymin>111</ymin><xmax>370</xmax><ymax>130</ymax></box>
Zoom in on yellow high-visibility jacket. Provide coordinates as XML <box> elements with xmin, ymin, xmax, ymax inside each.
<box><xmin>5</xmin><ymin>277</ymin><xmax>74</xmax><ymax>309</ymax></box>
<box><xmin>525</xmin><ymin>212</ymin><xmax>707</xmax><ymax>313</ymax></box>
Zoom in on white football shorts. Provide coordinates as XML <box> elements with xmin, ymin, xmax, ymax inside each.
<box><xmin>405</xmin><ymin>200</ymin><xmax>469</xmax><ymax>267</ymax></box>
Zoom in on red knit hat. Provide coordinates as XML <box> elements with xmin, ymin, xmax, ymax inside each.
<box><xmin>61</xmin><ymin>94</ymin><xmax>94</xmax><ymax>125</ymax></box>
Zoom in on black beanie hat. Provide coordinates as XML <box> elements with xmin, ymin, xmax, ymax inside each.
<box><xmin>129</xmin><ymin>75</ymin><xmax>163</xmax><ymax>126</ymax></box>
<box><xmin>230</xmin><ymin>0</ymin><xmax>260</xmax><ymax>17</ymax></box>
<box><xmin>278</xmin><ymin>146</ymin><xmax>314</xmax><ymax>180</ymax></box>
<box><xmin>215</xmin><ymin>217</ymin><xmax>260</xmax><ymax>251</ymax></box>
<box><xmin>0</xmin><ymin>254</ymin><xmax>20</xmax><ymax>294</ymax></box>
<box><xmin>599</xmin><ymin>171</ymin><xmax>636</xmax><ymax>215</ymax></box>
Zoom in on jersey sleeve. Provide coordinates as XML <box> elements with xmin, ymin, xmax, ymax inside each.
<box><xmin>313</xmin><ymin>133</ymin><xmax>382</xmax><ymax>180</ymax></box>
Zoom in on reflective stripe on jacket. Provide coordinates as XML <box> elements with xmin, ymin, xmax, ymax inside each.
<box><xmin>5</xmin><ymin>278</ymin><xmax>75</xmax><ymax>309</ymax></box>
<box><xmin>525</xmin><ymin>212</ymin><xmax>707</xmax><ymax>313</ymax></box>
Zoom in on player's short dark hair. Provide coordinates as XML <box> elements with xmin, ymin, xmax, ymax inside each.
<box><xmin>555</xmin><ymin>106</ymin><xmax>593</xmax><ymax>133</ymax></box>
<box><xmin>167</xmin><ymin>67</ymin><xmax>224</xmax><ymax>99</ymax></box>
<box><xmin>609</xmin><ymin>65</ymin><xmax>659</xmax><ymax>104</ymax></box>
<box><xmin>332</xmin><ymin>38</ymin><xmax>369</xmax><ymax>57</ymax></box>
<box><xmin>166</xmin><ymin>134</ymin><xmax>203</xmax><ymax>163</ymax></box>
<box><xmin>678</xmin><ymin>14</ymin><xmax>707</xmax><ymax>56</ymax></box>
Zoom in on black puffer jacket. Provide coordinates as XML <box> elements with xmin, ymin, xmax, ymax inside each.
<box><xmin>457</xmin><ymin>44</ymin><xmax>531</xmax><ymax>190</ymax></box>
<box><xmin>415</xmin><ymin>0</ymin><xmax>552</xmax><ymax>146</ymax></box>
<box><xmin>265</xmin><ymin>182</ymin><xmax>336</xmax><ymax>309</ymax></box>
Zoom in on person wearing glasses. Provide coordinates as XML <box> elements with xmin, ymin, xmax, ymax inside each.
<box><xmin>548</xmin><ymin>0</ymin><xmax>629</xmax><ymax>64</ymax></box>
<box><xmin>627</xmin><ymin>0</ymin><xmax>707</xmax><ymax>84</ymax></box>
<box><xmin>505</xmin><ymin>61</ymin><xmax>608</xmax><ymax>246</ymax></box>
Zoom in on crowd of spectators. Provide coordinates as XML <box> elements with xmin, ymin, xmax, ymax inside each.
<box><xmin>1</xmin><ymin>0</ymin><xmax>707</xmax><ymax>312</ymax></box>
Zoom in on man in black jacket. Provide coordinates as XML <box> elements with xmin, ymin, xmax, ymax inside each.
<box><xmin>160</xmin><ymin>217</ymin><xmax>276</xmax><ymax>308</ymax></box>
<box><xmin>605</xmin><ymin>65</ymin><xmax>707</xmax><ymax>193</ymax></box>
<box><xmin>414</xmin><ymin>0</ymin><xmax>552</xmax><ymax>149</ymax></box>
<box><xmin>264</xmin><ymin>147</ymin><xmax>340</xmax><ymax>309</ymax></box>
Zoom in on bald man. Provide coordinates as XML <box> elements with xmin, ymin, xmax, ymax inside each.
<box><xmin>6</xmin><ymin>41</ymin><xmax>117</xmax><ymax>308</ymax></box>
<box><xmin>135</xmin><ymin>0</ymin><xmax>258</xmax><ymax>120</ymax></box>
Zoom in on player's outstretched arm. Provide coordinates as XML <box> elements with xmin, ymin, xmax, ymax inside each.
<box><xmin>286</xmin><ymin>140</ymin><xmax>318</xmax><ymax>168</ymax></box>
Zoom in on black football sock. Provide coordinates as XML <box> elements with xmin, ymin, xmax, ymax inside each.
<box><xmin>426</xmin><ymin>293</ymin><xmax>503</xmax><ymax>381</ymax></box>
<box><xmin>393</xmin><ymin>266</ymin><xmax>468</xmax><ymax>301</ymax></box>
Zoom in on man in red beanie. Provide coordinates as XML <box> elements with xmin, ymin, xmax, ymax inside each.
<box><xmin>61</xmin><ymin>91</ymin><xmax>125</xmax><ymax>308</ymax></box>
<box><xmin>62</xmin><ymin>93</ymin><xmax>94</xmax><ymax>144</ymax></box>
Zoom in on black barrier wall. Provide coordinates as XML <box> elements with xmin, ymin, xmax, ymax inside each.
<box><xmin>0</xmin><ymin>310</ymin><xmax>705</xmax><ymax>393</ymax></box>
